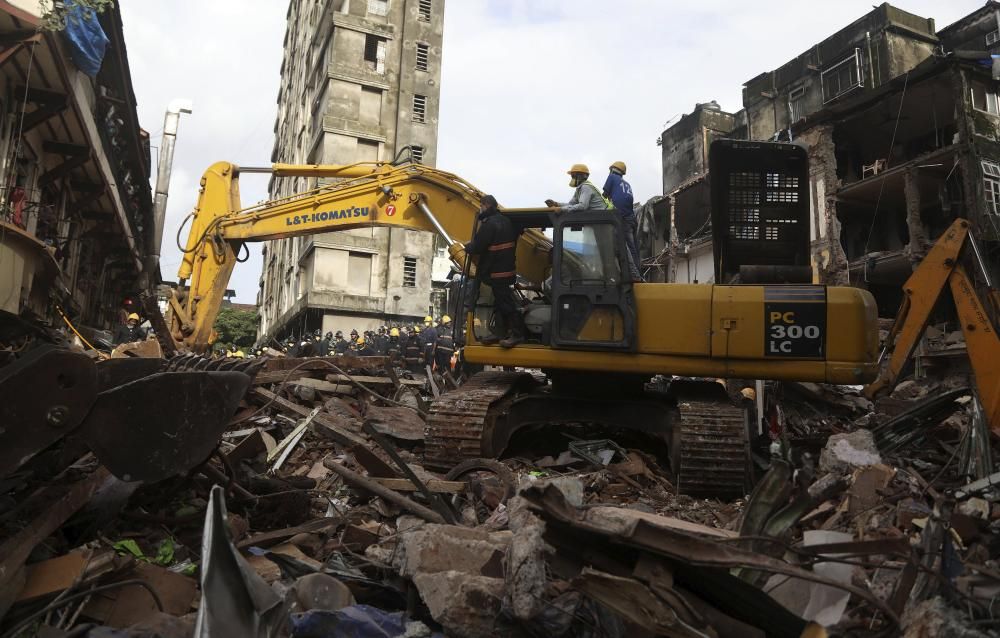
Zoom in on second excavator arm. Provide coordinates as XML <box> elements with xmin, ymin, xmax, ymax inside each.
<box><xmin>864</xmin><ymin>218</ymin><xmax>1000</xmax><ymax>433</ymax></box>
<box><xmin>168</xmin><ymin>161</ymin><xmax>554</xmax><ymax>352</ymax></box>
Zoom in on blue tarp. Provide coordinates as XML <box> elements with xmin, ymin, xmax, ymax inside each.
<box><xmin>290</xmin><ymin>605</ymin><xmax>444</xmax><ymax>638</ymax></box>
<box><xmin>63</xmin><ymin>2</ymin><xmax>109</xmax><ymax>77</ymax></box>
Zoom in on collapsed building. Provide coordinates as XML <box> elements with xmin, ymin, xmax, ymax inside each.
<box><xmin>0</xmin><ymin>3</ymin><xmax>154</xmax><ymax>331</ymax></box>
<box><xmin>648</xmin><ymin>1</ymin><xmax>1000</xmax><ymax>323</ymax></box>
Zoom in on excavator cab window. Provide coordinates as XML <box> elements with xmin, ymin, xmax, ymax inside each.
<box><xmin>550</xmin><ymin>212</ymin><xmax>636</xmax><ymax>351</ymax></box>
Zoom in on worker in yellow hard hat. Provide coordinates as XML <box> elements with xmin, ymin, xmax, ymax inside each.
<box><xmin>387</xmin><ymin>327</ymin><xmax>403</xmax><ymax>364</ymax></box>
<box><xmin>435</xmin><ymin>315</ymin><xmax>455</xmax><ymax>371</ymax></box>
<box><xmin>545</xmin><ymin>163</ymin><xmax>614</xmax><ymax>213</ymax></box>
<box><xmin>113</xmin><ymin>312</ymin><xmax>147</xmax><ymax>345</ymax></box>
<box><xmin>424</xmin><ymin>315</ymin><xmax>433</xmax><ymax>325</ymax></box>
<box><xmin>603</xmin><ymin>160</ymin><xmax>643</xmax><ymax>282</ymax></box>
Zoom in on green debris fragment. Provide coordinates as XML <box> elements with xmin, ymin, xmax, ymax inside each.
<box><xmin>113</xmin><ymin>539</ymin><xmax>144</xmax><ymax>559</ymax></box>
<box><xmin>154</xmin><ymin>538</ymin><xmax>176</xmax><ymax>566</ymax></box>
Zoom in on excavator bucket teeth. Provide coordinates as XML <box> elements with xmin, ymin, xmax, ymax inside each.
<box><xmin>95</xmin><ymin>357</ymin><xmax>166</xmax><ymax>391</ymax></box>
<box><xmin>79</xmin><ymin>370</ymin><xmax>252</xmax><ymax>482</ymax></box>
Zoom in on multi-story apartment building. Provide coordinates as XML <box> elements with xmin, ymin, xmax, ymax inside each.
<box><xmin>651</xmin><ymin>2</ymin><xmax>1000</xmax><ymax>320</ymax></box>
<box><xmin>258</xmin><ymin>0</ymin><xmax>445</xmax><ymax>341</ymax></box>
<box><xmin>0</xmin><ymin>2</ymin><xmax>154</xmax><ymax>330</ymax></box>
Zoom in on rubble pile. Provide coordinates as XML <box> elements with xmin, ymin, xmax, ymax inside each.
<box><xmin>2</xmin><ymin>348</ymin><xmax>1000</xmax><ymax>637</ymax></box>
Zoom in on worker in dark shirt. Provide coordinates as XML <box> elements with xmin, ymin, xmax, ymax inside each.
<box><xmin>404</xmin><ymin>326</ymin><xmax>423</xmax><ymax>373</ymax></box>
<box><xmin>352</xmin><ymin>335</ymin><xmax>374</xmax><ymax>356</ymax></box>
<box><xmin>333</xmin><ymin>331</ymin><xmax>349</xmax><ymax>354</ymax></box>
<box><xmin>435</xmin><ymin>315</ymin><xmax>455</xmax><ymax>372</ymax></box>
<box><xmin>464</xmin><ymin>194</ymin><xmax>522</xmax><ymax>347</ymax></box>
<box><xmin>386</xmin><ymin>327</ymin><xmax>402</xmax><ymax>364</ymax></box>
<box><xmin>312</xmin><ymin>329</ymin><xmax>329</xmax><ymax>356</ymax></box>
<box><xmin>603</xmin><ymin>161</ymin><xmax>643</xmax><ymax>282</ymax></box>
<box><xmin>113</xmin><ymin>313</ymin><xmax>147</xmax><ymax>345</ymax></box>
<box><xmin>421</xmin><ymin>316</ymin><xmax>438</xmax><ymax>367</ymax></box>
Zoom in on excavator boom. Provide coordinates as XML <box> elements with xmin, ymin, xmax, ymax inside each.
<box><xmin>169</xmin><ymin>158</ymin><xmax>878</xmax><ymax>387</ymax></box>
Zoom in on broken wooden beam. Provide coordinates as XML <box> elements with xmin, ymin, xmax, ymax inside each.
<box><xmin>253</xmin><ymin>387</ymin><xmax>368</xmax><ymax>448</ymax></box>
<box><xmin>322</xmin><ymin>458</ymin><xmax>445</xmax><ymax>524</ymax></box>
<box><xmin>370</xmin><ymin>478</ymin><xmax>467</xmax><ymax>493</ymax></box>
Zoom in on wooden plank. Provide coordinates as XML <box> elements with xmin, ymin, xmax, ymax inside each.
<box><xmin>324</xmin><ymin>374</ymin><xmax>423</xmax><ymax>386</ymax></box>
<box><xmin>370</xmin><ymin>478</ymin><xmax>467</xmax><ymax>493</ymax></box>
<box><xmin>350</xmin><ymin>444</ymin><xmax>400</xmax><ymax>478</ymax></box>
<box><xmin>236</xmin><ymin>517</ymin><xmax>343</xmax><ymax>549</ymax></box>
<box><xmin>253</xmin><ymin>388</ymin><xmax>367</xmax><ymax>447</ymax></box>
<box><xmin>261</xmin><ymin>355</ymin><xmax>389</xmax><ymax>372</ymax></box>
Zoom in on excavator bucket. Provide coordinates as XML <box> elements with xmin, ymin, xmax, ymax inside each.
<box><xmin>79</xmin><ymin>369</ymin><xmax>252</xmax><ymax>483</ymax></box>
<box><xmin>0</xmin><ymin>344</ymin><xmax>255</xmax><ymax>483</ymax></box>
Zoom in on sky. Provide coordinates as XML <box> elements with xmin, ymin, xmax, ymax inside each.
<box><xmin>120</xmin><ymin>0</ymin><xmax>982</xmax><ymax>303</ymax></box>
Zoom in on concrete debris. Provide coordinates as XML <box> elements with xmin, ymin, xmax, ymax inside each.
<box><xmin>819</xmin><ymin>428</ymin><xmax>883</xmax><ymax>474</ymax></box>
<box><xmin>4</xmin><ymin>321</ymin><xmax>1000</xmax><ymax>637</ymax></box>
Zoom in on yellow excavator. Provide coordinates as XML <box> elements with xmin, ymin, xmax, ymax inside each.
<box><xmin>167</xmin><ymin>142</ymin><xmax>878</xmax><ymax>497</ymax></box>
<box><xmin>864</xmin><ymin>218</ymin><xmax>1000</xmax><ymax>432</ymax></box>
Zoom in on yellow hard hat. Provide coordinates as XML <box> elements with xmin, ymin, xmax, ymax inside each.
<box><xmin>127</xmin><ymin>312</ymin><xmax>140</xmax><ymax>321</ymax></box>
<box><xmin>414</xmin><ymin>326</ymin><xmax>421</xmax><ymax>333</ymax></box>
<box><xmin>356</xmin><ymin>336</ymin><xmax>365</xmax><ymax>345</ymax></box>
<box><xmin>740</xmin><ymin>387</ymin><xmax>757</xmax><ymax>402</ymax></box>
<box><xmin>390</xmin><ymin>327</ymin><xmax>400</xmax><ymax>337</ymax></box>
<box><xmin>609</xmin><ymin>161</ymin><xmax>627</xmax><ymax>174</ymax></box>
<box><xmin>442</xmin><ymin>315</ymin><xmax>451</xmax><ymax>324</ymax></box>
<box><xmin>567</xmin><ymin>163</ymin><xmax>590</xmax><ymax>175</ymax></box>
<box><xmin>424</xmin><ymin>315</ymin><xmax>433</xmax><ymax>324</ymax></box>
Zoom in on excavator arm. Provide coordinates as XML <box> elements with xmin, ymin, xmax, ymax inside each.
<box><xmin>864</xmin><ymin>218</ymin><xmax>1000</xmax><ymax>432</ymax></box>
<box><xmin>168</xmin><ymin>161</ymin><xmax>553</xmax><ymax>352</ymax></box>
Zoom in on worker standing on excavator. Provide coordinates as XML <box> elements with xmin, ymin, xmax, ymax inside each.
<box><xmin>465</xmin><ymin>194</ymin><xmax>523</xmax><ymax>348</ymax></box>
<box><xmin>603</xmin><ymin>161</ymin><xmax>643</xmax><ymax>282</ymax></box>
<box><xmin>545</xmin><ymin>164</ymin><xmax>612</xmax><ymax>213</ymax></box>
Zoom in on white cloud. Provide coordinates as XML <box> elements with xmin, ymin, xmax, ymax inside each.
<box><xmin>120</xmin><ymin>0</ymin><xmax>981</xmax><ymax>302</ymax></box>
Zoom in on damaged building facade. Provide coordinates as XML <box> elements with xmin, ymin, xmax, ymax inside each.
<box><xmin>258</xmin><ymin>0</ymin><xmax>446</xmax><ymax>342</ymax></box>
<box><xmin>0</xmin><ymin>2</ymin><xmax>153</xmax><ymax>330</ymax></box>
<box><xmin>650</xmin><ymin>2</ymin><xmax>1000</xmax><ymax>319</ymax></box>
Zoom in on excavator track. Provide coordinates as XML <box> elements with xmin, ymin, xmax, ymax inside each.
<box><xmin>424</xmin><ymin>371</ymin><xmax>530</xmax><ymax>471</ymax></box>
<box><xmin>672</xmin><ymin>399</ymin><xmax>749</xmax><ymax>499</ymax></box>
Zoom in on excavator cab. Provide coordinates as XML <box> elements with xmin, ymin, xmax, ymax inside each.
<box><xmin>469</xmin><ymin>211</ymin><xmax>636</xmax><ymax>351</ymax></box>
<box><xmin>550</xmin><ymin>211</ymin><xmax>637</xmax><ymax>351</ymax></box>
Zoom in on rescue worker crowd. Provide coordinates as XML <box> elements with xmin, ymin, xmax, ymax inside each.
<box><xmin>224</xmin><ymin>315</ymin><xmax>459</xmax><ymax>375</ymax></box>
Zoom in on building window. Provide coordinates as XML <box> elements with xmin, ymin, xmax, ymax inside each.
<box><xmin>972</xmin><ymin>83</ymin><xmax>1000</xmax><ymax>115</ymax></box>
<box><xmin>983</xmin><ymin>161</ymin><xmax>1000</xmax><ymax>216</ymax></box>
<box><xmin>411</xmin><ymin>145</ymin><xmax>424</xmax><ymax>163</ymax></box>
<box><xmin>368</xmin><ymin>0</ymin><xmax>389</xmax><ymax>16</ymax></box>
<box><xmin>412</xmin><ymin>94</ymin><xmax>427</xmax><ymax>123</ymax></box>
<box><xmin>403</xmin><ymin>256</ymin><xmax>417</xmax><ymax>287</ymax></box>
<box><xmin>418</xmin><ymin>0</ymin><xmax>431</xmax><ymax>21</ymax></box>
<box><xmin>416</xmin><ymin>43</ymin><xmax>429</xmax><ymax>71</ymax></box>
<box><xmin>821</xmin><ymin>49</ymin><xmax>863</xmax><ymax>103</ymax></box>
<box><xmin>364</xmin><ymin>34</ymin><xmax>387</xmax><ymax>74</ymax></box>
<box><xmin>787</xmin><ymin>85</ymin><xmax>806</xmax><ymax>123</ymax></box>
<box><xmin>988</xmin><ymin>29</ymin><xmax>1000</xmax><ymax>47</ymax></box>
<box><xmin>348</xmin><ymin>252</ymin><xmax>373</xmax><ymax>295</ymax></box>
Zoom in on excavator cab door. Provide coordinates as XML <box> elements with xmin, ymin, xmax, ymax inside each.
<box><xmin>550</xmin><ymin>212</ymin><xmax>637</xmax><ymax>351</ymax></box>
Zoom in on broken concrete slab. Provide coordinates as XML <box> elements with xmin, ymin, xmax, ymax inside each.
<box><xmin>395</xmin><ymin>524</ymin><xmax>511</xmax><ymax>579</ymax></box>
<box><xmin>819</xmin><ymin>429</ymin><xmax>882</xmax><ymax>474</ymax></box>
<box><xmin>506</xmin><ymin>496</ymin><xmax>547</xmax><ymax>620</ymax></box>
<box><xmin>411</xmin><ymin>570</ymin><xmax>505</xmax><ymax>638</ymax></box>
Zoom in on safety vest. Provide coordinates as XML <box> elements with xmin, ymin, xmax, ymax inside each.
<box><xmin>583</xmin><ymin>181</ymin><xmax>615</xmax><ymax>210</ymax></box>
